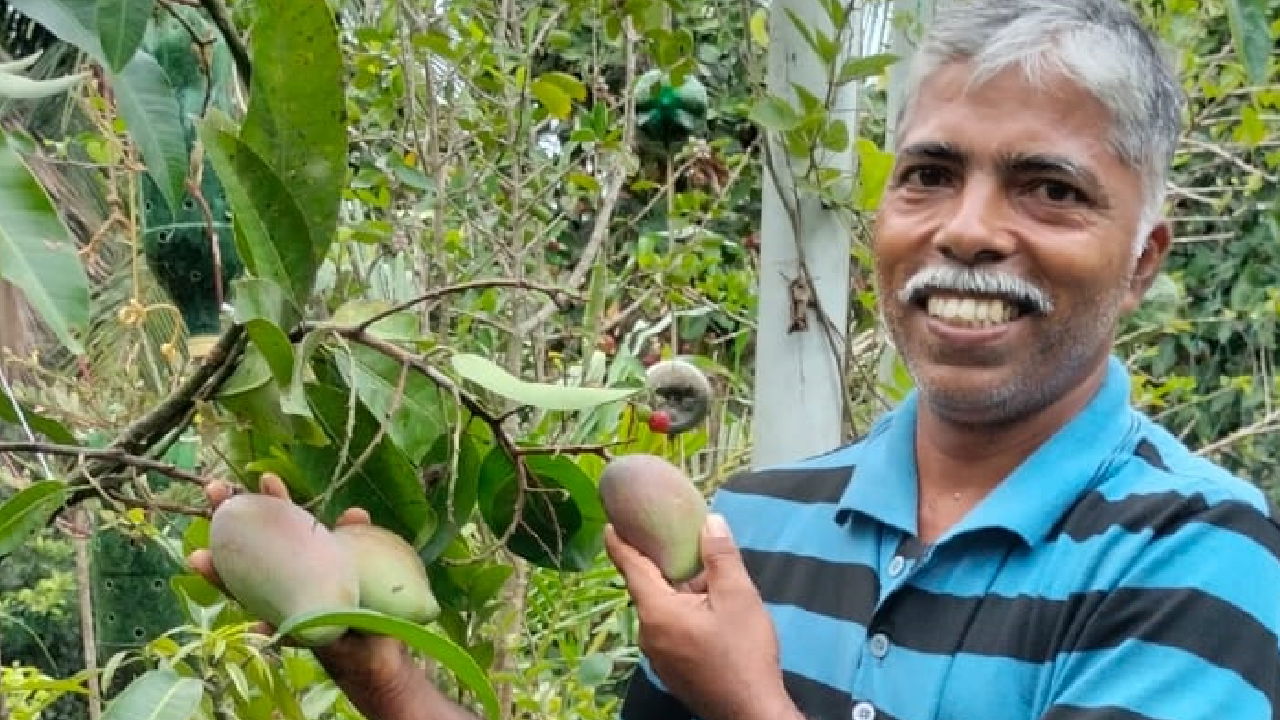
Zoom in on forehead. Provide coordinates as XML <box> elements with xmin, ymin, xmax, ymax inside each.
<box><xmin>897</xmin><ymin>61</ymin><xmax>1122</xmax><ymax>168</ymax></box>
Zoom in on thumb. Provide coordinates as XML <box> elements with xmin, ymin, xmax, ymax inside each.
<box><xmin>700</xmin><ymin>513</ymin><xmax>755</xmax><ymax>603</ymax></box>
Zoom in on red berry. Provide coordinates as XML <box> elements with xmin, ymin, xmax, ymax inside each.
<box><xmin>647</xmin><ymin>410</ymin><xmax>672</xmax><ymax>434</ymax></box>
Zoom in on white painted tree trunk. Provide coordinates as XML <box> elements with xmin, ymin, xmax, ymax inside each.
<box><xmin>750</xmin><ymin>1</ymin><xmax>860</xmax><ymax>468</ymax></box>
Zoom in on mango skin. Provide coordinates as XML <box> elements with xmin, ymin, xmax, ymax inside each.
<box><xmin>334</xmin><ymin>524</ymin><xmax>440</xmax><ymax>624</ymax></box>
<box><xmin>209</xmin><ymin>494</ymin><xmax>359</xmax><ymax>646</ymax></box>
<box><xmin>599</xmin><ymin>454</ymin><xmax>707</xmax><ymax>583</ymax></box>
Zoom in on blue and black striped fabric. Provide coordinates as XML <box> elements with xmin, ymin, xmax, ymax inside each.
<box><xmin>621</xmin><ymin>357</ymin><xmax>1280</xmax><ymax>720</ymax></box>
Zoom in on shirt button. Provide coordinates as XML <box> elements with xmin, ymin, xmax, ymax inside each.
<box><xmin>852</xmin><ymin>701</ymin><xmax>876</xmax><ymax>720</ymax></box>
<box><xmin>887</xmin><ymin>555</ymin><xmax>906</xmax><ymax>577</ymax></box>
<box><xmin>869</xmin><ymin>632</ymin><xmax>890</xmax><ymax>658</ymax></box>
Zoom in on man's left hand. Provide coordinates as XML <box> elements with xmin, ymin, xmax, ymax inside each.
<box><xmin>605</xmin><ymin>513</ymin><xmax>803</xmax><ymax>720</ymax></box>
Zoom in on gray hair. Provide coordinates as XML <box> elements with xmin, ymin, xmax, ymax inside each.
<box><xmin>896</xmin><ymin>0</ymin><xmax>1186</xmax><ymax>250</ymax></box>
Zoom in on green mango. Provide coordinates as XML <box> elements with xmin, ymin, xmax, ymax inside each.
<box><xmin>209</xmin><ymin>494</ymin><xmax>359</xmax><ymax>646</ymax></box>
<box><xmin>599</xmin><ymin>454</ymin><xmax>708</xmax><ymax>583</ymax></box>
<box><xmin>334</xmin><ymin>524</ymin><xmax>440</xmax><ymax>624</ymax></box>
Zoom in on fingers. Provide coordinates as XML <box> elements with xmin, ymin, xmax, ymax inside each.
<box><xmin>259</xmin><ymin>473</ymin><xmax>293</xmax><ymax>501</ymax></box>
<box><xmin>698</xmin><ymin>514</ymin><xmax>758</xmax><ymax>606</ymax></box>
<box><xmin>336</xmin><ymin>506</ymin><xmax>372</xmax><ymax>527</ymax></box>
<box><xmin>205</xmin><ymin>480</ymin><xmax>233</xmax><ymax>510</ymax></box>
<box><xmin>604</xmin><ymin>525</ymin><xmax>676</xmax><ymax>608</ymax></box>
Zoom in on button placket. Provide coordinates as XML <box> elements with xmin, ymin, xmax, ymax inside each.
<box><xmin>852</xmin><ymin>701</ymin><xmax>876</xmax><ymax>720</ymax></box>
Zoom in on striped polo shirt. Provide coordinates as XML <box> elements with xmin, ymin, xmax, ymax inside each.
<box><xmin>621</xmin><ymin>356</ymin><xmax>1280</xmax><ymax>720</ymax></box>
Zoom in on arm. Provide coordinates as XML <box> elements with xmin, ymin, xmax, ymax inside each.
<box><xmin>605</xmin><ymin>514</ymin><xmax>805</xmax><ymax>720</ymax></box>
<box><xmin>1040</xmin><ymin>500</ymin><xmax>1280</xmax><ymax>719</ymax></box>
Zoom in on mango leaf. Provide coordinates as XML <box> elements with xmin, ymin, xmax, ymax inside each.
<box><xmin>0</xmin><ymin>481</ymin><xmax>67</xmax><ymax>558</ymax></box>
<box><xmin>1226</xmin><ymin>0</ymin><xmax>1272</xmax><ymax>86</ymax></box>
<box><xmin>98</xmin><ymin>0</ymin><xmax>155</xmax><ymax>71</ymax></box>
<box><xmin>451</xmin><ymin>353</ymin><xmax>637</xmax><ymax>411</ymax></box>
<box><xmin>115</xmin><ymin>52</ymin><xmax>188</xmax><ymax>214</ymax></box>
<box><xmin>531</xmin><ymin>76</ymin><xmax>572</xmax><ymax>120</ymax></box>
<box><xmin>0</xmin><ymin>392</ymin><xmax>75</xmax><ymax>444</ymax></box>
<box><xmin>0</xmin><ymin>136</ymin><xmax>90</xmax><ymax>354</ymax></box>
<box><xmin>337</xmin><ymin>344</ymin><xmax>444</xmax><ymax>464</ymax></box>
<box><xmin>241</xmin><ymin>0</ymin><xmax>346</xmax><ymax>262</ymax></box>
<box><xmin>476</xmin><ymin>449</ymin><xmax>604</xmax><ymax>570</ymax></box>
<box><xmin>749</xmin><ymin>95</ymin><xmax>801</xmax><ymax>133</ymax></box>
<box><xmin>101</xmin><ymin>669</ymin><xmax>202</xmax><ymax>720</ymax></box>
<box><xmin>274</xmin><ymin>608</ymin><xmax>499</xmax><ymax>720</ymax></box>
<box><xmin>294</xmin><ymin>382</ymin><xmax>434</xmax><ymax>544</ymax></box>
<box><xmin>418</xmin><ymin>431</ymin><xmax>483</xmax><ymax>564</ymax></box>
<box><xmin>9</xmin><ymin>0</ymin><xmax>104</xmax><ymax>63</ymax></box>
<box><xmin>854</xmin><ymin>137</ymin><xmax>894</xmax><ymax>211</ymax></box>
<box><xmin>201</xmin><ymin>113</ymin><xmax>316</xmax><ymax>308</ymax></box>
<box><xmin>328</xmin><ymin>299</ymin><xmax>422</xmax><ymax>341</ymax></box>
<box><xmin>232</xmin><ymin>277</ymin><xmax>296</xmax><ymax>387</ymax></box>
<box><xmin>837</xmin><ymin>53</ymin><xmax>899</xmax><ymax>84</ymax></box>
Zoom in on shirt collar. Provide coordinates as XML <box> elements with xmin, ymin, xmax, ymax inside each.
<box><xmin>837</xmin><ymin>356</ymin><xmax>1138</xmax><ymax>546</ymax></box>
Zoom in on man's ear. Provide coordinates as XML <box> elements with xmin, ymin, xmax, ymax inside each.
<box><xmin>1122</xmin><ymin>221</ymin><xmax>1172</xmax><ymax>313</ymax></box>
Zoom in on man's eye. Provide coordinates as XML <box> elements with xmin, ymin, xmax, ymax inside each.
<box><xmin>902</xmin><ymin>166</ymin><xmax>950</xmax><ymax>187</ymax></box>
<box><xmin>1033</xmin><ymin>180</ymin><xmax>1086</xmax><ymax>204</ymax></box>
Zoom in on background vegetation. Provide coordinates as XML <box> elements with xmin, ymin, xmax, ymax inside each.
<box><xmin>0</xmin><ymin>0</ymin><xmax>1275</xmax><ymax>718</ymax></box>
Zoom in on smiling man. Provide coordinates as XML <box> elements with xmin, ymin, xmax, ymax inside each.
<box><xmin>610</xmin><ymin>1</ymin><xmax>1280</xmax><ymax>720</ymax></box>
<box><xmin>191</xmin><ymin>1</ymin><xmax>1280</xmax><ymax>719</ymax></box>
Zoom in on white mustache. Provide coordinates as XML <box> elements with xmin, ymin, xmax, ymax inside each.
<box><xmin>896</xmin><ymin>266</ymin><xmax>1053</xmax><ymax>314</ymax></box>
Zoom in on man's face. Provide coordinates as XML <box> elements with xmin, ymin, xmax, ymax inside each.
<box><xmin>874</xmin><ymin>61</ymin><xmax>1166</xmax><ymax>425</ymax></box>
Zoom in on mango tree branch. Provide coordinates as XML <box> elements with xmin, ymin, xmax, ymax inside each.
<box><xmin>0</xmin><ymin>442</ymin><xmax>208</xmax><ymax>486</ymax></box>
<box><xmin>198</xmin><ymin>0</ymin><xmax>251</xmax><ymax>87</ymax></box>
<box><xmin>328</xmin><ymin>327</ymin><xmax>530</xmax><ymax>547</ymax></box>
<box><xmin>355</xmin><ymin>278</ymin><xmax>580</xmax><ymax>332</ymax></box>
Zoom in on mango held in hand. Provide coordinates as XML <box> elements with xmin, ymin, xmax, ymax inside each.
<box><xmin>334</xmin><ymin>524</ymin><xmax>440</xmax><ymax>624</ymax></box>
<box><xmin>600</xmin><ymin>454</ymin><xmax>708</xmax><ymax>583</ymax></box>
<box><xmin>209</xmin><ymin>494</ymin><xmax>359</xmax><ymax>646</ymax></box>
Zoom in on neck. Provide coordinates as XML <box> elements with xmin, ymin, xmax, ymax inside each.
<box><xmin>913</xmin><ymin>360</ymin><xmax>1110</xmax><ymax>535</ymax></box>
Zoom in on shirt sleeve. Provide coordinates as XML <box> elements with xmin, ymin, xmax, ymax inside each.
<box><xmin>1041</xmin><ymin>497</ymin><xmax>1280</xmax><ymax>720</ymax></box>
<box><xmin>619</xmin><ymin>660</ymin><xmax>696</xmax><ymax>720</ymax></box>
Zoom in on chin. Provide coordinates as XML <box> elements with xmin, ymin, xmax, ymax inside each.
<box><xmin>910</xmin><ymin>362</ymin><xmax>1047</xmax><ymax>427</ymax></box>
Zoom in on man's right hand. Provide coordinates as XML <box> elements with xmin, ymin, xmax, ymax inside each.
<box><xmin>187</xmin><ymin>474</ymin><xmax>475</xmax><ymax>720</ymax></box>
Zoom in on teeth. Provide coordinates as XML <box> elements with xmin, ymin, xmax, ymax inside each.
<box><xmin>925</xmin><ymin>295</ymin><xmax>1018</xmax><ymax>326</ymax></box>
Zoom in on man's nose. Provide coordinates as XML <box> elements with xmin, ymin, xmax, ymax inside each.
<box><xmin>932</xmin><ymin>176</ymin><xmax>1014</xmax><ymax>265</ymax></box>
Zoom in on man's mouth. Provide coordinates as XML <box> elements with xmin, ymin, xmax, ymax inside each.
<box><xmin>923</xmin><ymin>293</ymin><xmax>1024</xmax><ymax>328</ymax></box>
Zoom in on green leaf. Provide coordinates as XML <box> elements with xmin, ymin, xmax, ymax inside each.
<box><xmin>0</xmin><ymin>390</ymin><xmax>75</xmax><ymax>445</ymax></box>
<box><xmin>749</xmin><ymin>7</ymin><xmax>769</xmax><ymax>48</ymax></box>
<box><xmin>855</xmin><ymin>137</ymin><xmax>894</xmax><ymax>211</ymax></box>
<box><xmin>749</xmin><ymin>95</ymin><xmax>801</xmax><ymax>132</ymax></box>
<box><xmin>337</xmin><ymin>344</ymin><xmax>445</xmax><ymax>464</ymax></box>
<box><xmin>201</xmin><ymin>113</ymin><xmax>316</xmax><ymax>308</ymax></box>
<box><xmin>0</xmin><ymin>481</ymin><xmax>67</xmax><ymax>558</ymax></box>
<box><xmin>9</xmin><ymin>0</ymin><xmax>104</xmax><ymax>63</ymax></box>
<box><xmin>477</xmin><ymin>450</ymin><xmax>602</xmax><ymax>570</ymax></box>
<box><xmin>837</xmin><ymin>53</ymin><xmax>899</xmax><ymax>84</ymax></box>
<box><xmin>578</xmin><ymin>653</ymin><xmax>613</xmax><ymax>687</ymax></box>
<box><xmin>328</xmin><ymin>299</ymin><xmax>422</xmax><ymax>341</ymax></box>
<box><xmin>821</xmin><ymin>118</ymin><xmax>850</xmax><ymax>153</ymax></box>
<box><xmin>531</xmin><ymin>77</ymin><xmax>573</xmax><ymax>120</ymax></box>
<box><xmin>241</xmin><ymin>0</ymin><xmax>346</xmax><ymax>263</ymax></box>
<box><xmin>274</xmin><ymin>608</ymin><xmax>499</xmax><ymax>720</ymax></box>
<box><xmin>101</xmin><ymin>669</ymin><xmax>202</xmax><ymax>720</ymax></box>
<box><xmin>295</xmin><ymin>381</ymin><xmax>434</xmax><ymax>543</ymax></box>
<box><xmin>0</xmin><ymin>135</ymin><xmax>90</xmax><ymax>354</ymax></box>
<box><xmin>115</xmin><ymin>51</ymin><xmax>189</xmax><ymax>214</ymax></box>
<box><xmin>451</xmin><ymin>353</ymin><xmax>637</xmax><ymax>411</ymax></box>
<box><xmin>1226</xmin><ymin>0</ymin><xmax>1273</xmax><ymax>86</ymax></box>
<box><xmin>98</xmin><ymin>0</ymin><xmax>155</xmax><ymax>71</ymax></box>
<box><xmin>232</xmin><ymin>277</ymin><xmax>296</xmax><ymax>387</ymax></box>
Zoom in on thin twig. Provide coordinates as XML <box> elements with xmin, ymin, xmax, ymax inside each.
<box><xmin>355</xmin><ymin>278</ymin><xmax>579</xmax><ymax>332</ymax></box>
<box><xmin>199</xmin><ymin>0</ymin><xmax>251</xmax><ymax>87</ymax></box>
<box><xmin>0</xmin><ymin>442</ymin><xmax>207</xmax><ymax>485</ymax></box>
<box><xmin>1195</xmin><ymin>409</ymin><xmax>1280</xmax><ymax>457</ymax></box>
